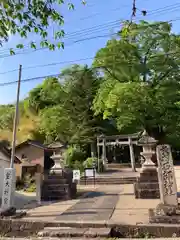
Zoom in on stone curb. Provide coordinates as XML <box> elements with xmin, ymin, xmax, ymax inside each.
<box><xmin>0</xmin><ymin>238</ymin><xmax>178</xmax><ymax>240</ymax></box>
<box><xmin>1</xmin><ymin>218</ymin><xmax>180</xmax><ymax>237</ymax></box>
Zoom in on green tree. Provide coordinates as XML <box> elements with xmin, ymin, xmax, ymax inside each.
<box><xmin>62</xmin><ymin>65</ymin><xmax>101</xmax><ymax>144</ymax></box>
<box><xmin>0</xmin><ymin>105</ymin><xmax>14</xmax><ymax>131</ymax></box>
<box><xmin>26</xmin><ymin>65</ymin><xmax>119</xmax><ymax>153</ymax></box>
<box><xmin>39</xmin><ymin>104</ymin><xmax>70</xmax><ymax>143</ymax></box>
<box><xmin>39</xmin><ymin>65</ymin><xmax>103</xmax><ymax>145</ymax></box>
<box><xmin>93</xmin><ymin>21</ymin><xmax>180</xmax><ymax>143</ymax></box>
<box><xmin>26</xmin><ymin>77</ymin><xmax>64</xmax><ymax>113</ymax></box>
<box><xmin>0</xmin><ymin>0</ymin><xmax>85</xmax><ymax>53</ymax></box>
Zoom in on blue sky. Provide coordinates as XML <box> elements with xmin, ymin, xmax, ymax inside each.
<box><xmin>0</xmin><ymin>0</ymin><xmax>180</xmax><ymax>104</ymax></box>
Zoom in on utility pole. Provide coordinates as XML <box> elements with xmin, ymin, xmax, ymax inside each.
<box><xmin>1</xmin><ymin>65</ymin><xmax>22</xmax><ymax>211</ymax></box>
<box><xmin>10</xmin><ymin>64</ymin><xmax>22</xmax><ymax>168</ymax></box>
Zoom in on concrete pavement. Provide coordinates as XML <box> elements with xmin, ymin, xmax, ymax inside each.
<box><xmin>22</xmin><ymin>184</ymin><xmax>160</xmax><ymax>225</ymax></box>
<box><xmin>14</xmin><ymin>166</ymin><xmax>180</xmax><ymax>224</ymax></box>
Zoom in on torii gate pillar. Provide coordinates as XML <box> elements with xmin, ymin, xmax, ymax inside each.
<box><xmin>128</xmin><ymin>137</ymin><xmax>136</xmax><ymax>172</ymax></box>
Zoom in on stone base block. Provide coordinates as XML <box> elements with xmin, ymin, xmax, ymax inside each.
<box><xmin>149</xmin><ymin>203</ymin><xmax>180</xmax><ymax>223</ymax></box>
<box><xmin>134</xmin><ymin>182</ymin><xmax>160</xmax><ymax>199</ymax></box>
<box><xmin>139</xmin><ymin>171</ymin><xmax>158</xmax><ymax>182</ymax></box>
<box><xmin>149</xmin><ymin>209</ymin><xmax>180</xmax><ymax>224</ymax></box>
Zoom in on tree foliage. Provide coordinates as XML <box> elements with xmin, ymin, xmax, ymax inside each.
<box><xmin>93</xmin><ymin>21</ymin><xmax>180</xmax><ymax>142</ymax></box>
<box><xmin>26</xmin><ymin>77</ymin><xmax>64</xmax><ymax>113</ymax></box>
<box><xmin>37</xmin><ymin>65</ymin><xmax>106</xmax><ymax>144</ymax></box>
<box><xmin>0</xmin><ymin>0</ymin><xmax>85</xmax><ymax>53</ymax></box>
<box><xmin>2</xmin><ymin>20</ymin><xmax>180</xmax><ymax>150</ymax></box>
<box><xmin>0</xmin><ymin>105</ymin><xmax>14</xmax><ymax>131</ymax></box>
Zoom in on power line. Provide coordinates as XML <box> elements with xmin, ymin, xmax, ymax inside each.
<box><xmin>1</xmin><ymin>17</ymin><xmax>180</xmax><ymax>75</ymax></box>
<box><xmin>0</xmin><ymin>14</ymin><xmax>179</xmax><ymax>60</ymax></box>
<box><xmin>1</xmin><ymin>35</ymin><xmax>180</xmax><ymax>76</ymax></box>
<box><xmin>0</xmin><ymin>13</ymin><xmax>179</xmax><ymax>61</ymax></box>
<box><xmin>0</xmin><ymin>2</ymin><xmax>179</xmax><ymax>56</ymax></box>
<box><xmin>70</xmin><ymin>2</ymin><xmax>180</xmax><ymax>38</ymax></box>
<box><xmin>0</xmin><ymin>49</ymin><xmax>180</xmax><ymax>86</ymax></box>
<box><xmin>0</xmin><ymin>33</ymin><xmax>117</xmax><ymax>59</ymax></box>
<box><xmin>3</xmin><ymin>47</ymin><xmax>180</xmax><ymax>75</ymax></box>
<box><xmin>65</xmin><ymin>0</ymin><xmax>139</xmax><ymax>23</ymax></box>
<box><xmin>0</xmin><ymin>56</ymin><xmax>96</xmax><ymax>75</ymax></box>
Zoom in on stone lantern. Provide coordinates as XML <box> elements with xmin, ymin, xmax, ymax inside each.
<box><xmin>138</xmin><ymin>130</ymin><xmax>157</xmax><ymax>171</ymax></box>
<box><xmin>134</xmin><ymin>130</ymin><xmax>160</xmax><ymax>199</ymax></box>
<box><xmin>50</xmin><ymin>153</ymin><xmax>64</xmax><ymax>175</ymax></box>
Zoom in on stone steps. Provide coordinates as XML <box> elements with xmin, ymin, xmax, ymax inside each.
<box><xmin>41</xmin><ymin>172</ymin><xmax>77</xmax><ymax>201</ymax></box>
<box><xmin>107</xmin><ymin>163</ymin><xmax>141</xmax><ymax>169</ymax></box>
<box><xmin>37</xmin><ymin>227</ymin><xmax>111</xmax><ymax>238</ymax></box>
<box><xmin>43</xmin><ymin>178</ymin><xmax>69</xmax><ymax>184</ymax></box>
<box><xmin>43</xmin><ymin>183</ymin><xmax>70</xmax><ymax>190</ymax></box>
<box><xmin>80</xmin><ymin>177</ymin><xmax>136</xmax><ymax>185</ymax></box>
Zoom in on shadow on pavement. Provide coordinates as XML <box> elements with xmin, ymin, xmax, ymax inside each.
<box><xmin>84</xmin><ymin>191</ymin><xmax>119</xmax><ymax>199</ymax></box>
<box><xmin>14</xmin><ymin>191</ymin><xmax>37</xmax><ymax>210</ymax></box>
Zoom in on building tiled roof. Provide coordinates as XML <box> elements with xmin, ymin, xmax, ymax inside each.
<box><xmin>0</xmin><ymin>145</ymin><xmax>21</xmax><ymax>164</ymax></box>
<box><xmin>15</xmin><ymin>139</ymin><xmax>48</xmax><ymax>150</ymax></box>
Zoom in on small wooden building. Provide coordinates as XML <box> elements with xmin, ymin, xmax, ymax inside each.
<box><xmin>15</xmin><ymin>140</ymin><xmax>54</xmax><ymax>179</ymax></box>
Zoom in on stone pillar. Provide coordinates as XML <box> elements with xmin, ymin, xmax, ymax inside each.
<box><xmin>149</xmin><ymin>144</ymin><xmax>180</xmax><ymax>223</ymax></box>
<box><xmin>134</xmin><ymin>130</ymin><xmax>159</xmax><ymax>199</ymax></box>
<box><xmin>102</xmin><ymin>137</ymin><xmax>107</xmax><ymax>169</ymax></box>
<box><xmin>128</xmin><ymin>137</ymin><xmax>136</xmax><ymax>172</ymax></box>
<box><xmin>1</xmin><ymin>168</ymin><xmax>16</xmax><ymax>210</ymax></box>
<box><xmin>97</xmin><ymin>143</ymin><xmax>100</xmax><ymax>172</ymax></box>
<box><xmin>35</xmin><ymin>173</ymin><xmax>42</xmax><ymax>204</ymax></box>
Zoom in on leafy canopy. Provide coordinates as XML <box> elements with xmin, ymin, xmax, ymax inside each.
<box><xmin>26</xmin><ymin>65</ymin><xmax>105</xmax><ymax>144</ymax></box>
<box><xmin>93</xmin><ymin>21</ymin><xmax>180</xmax><ymax>142</ymax></box>
<box><xmin>0</xmin><ymin>0</ymin><xmax>86</xmax><ymax>54</ymax></box>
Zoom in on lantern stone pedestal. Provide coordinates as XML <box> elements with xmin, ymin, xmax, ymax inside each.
<box><xmin>50</xmin><ymin>154</ymin><xmax>64</xmax><ymax>175</ymax></box>
<box><xmin>41</xmin><ymin>153</ymin><xmax>77</xmax><ymax>201</ymax></box>
<box><xmin>134</xmin><ymin>131</ymin><xmax>160</xmax><ymax>199</ymax></box>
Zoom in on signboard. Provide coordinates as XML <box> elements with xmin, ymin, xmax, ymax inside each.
<box><xmin>1</xmin><ymin>168</ymin><xmax>16</xmax><ymax>210</ymax></box>
<box><xmin>73</xmin><ymin>170</ymin><xmax>80</xmax><ymax>181</ymax></box>
<box><xmin>85</xmin><ymin>168</ymin><xmax>94</xmax><ymax>177</ymax></box>
<box><xmin>84</xmin><ymin>168</ymin><xmax>96</xmax><ymax>186</ymax></box>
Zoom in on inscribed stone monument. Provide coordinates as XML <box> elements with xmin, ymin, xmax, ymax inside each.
<box><xmin>149</xmin><ymin>144</ymin><xmax>180</xmax><ymax>223</ymax></box>
<box><xmin>1</xmin><ymin>168</ymin><xmax>16</xmax><ymax>210</ymax></box>
<box><xmin>156</xmin><ymin>144</ymin><xmax>178</xmax><ymax>206</ymax></box>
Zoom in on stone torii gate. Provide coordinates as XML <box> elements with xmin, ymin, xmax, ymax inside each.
<box><xmin>97</xmin><ymin>133</ymin><xmax>141</xmax><ymax>172</ymax></box>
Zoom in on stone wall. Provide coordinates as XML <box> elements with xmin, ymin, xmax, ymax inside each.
<box><xmin>0</xmin><ymin>219</ymin><xmax>180</xmax><ymax>238</ymax></box>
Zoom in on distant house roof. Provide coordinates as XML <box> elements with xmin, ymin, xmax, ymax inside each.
<box><xmin>0</xmin><ymin>144</ymin><xmax>21</xmax><ymax>164</ymax></box>
<box><xmin>15</xmin><ymin>139</ymin><xmax>50</xmax><ymax>151</ymax></box>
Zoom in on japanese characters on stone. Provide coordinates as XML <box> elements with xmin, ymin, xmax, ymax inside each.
<box><xmin>2</xmin><ymin>169</ymin><xmax>13</xmax><ymax>208</ymax></box>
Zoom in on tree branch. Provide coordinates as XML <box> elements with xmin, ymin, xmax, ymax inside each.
<box><xmin>158</xmin><ymin>68</ymin><xmax>174</xmax><ymax>81</ymax></box>
<box><xmin>102</xmin><ymin>66</ymin><xmax>121</xmax><ymax>82</ymax></box>
<box><xmin>142</xmin><ymin>40</ymin><xmax>156</xmax><ymax>82</ymax></box>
